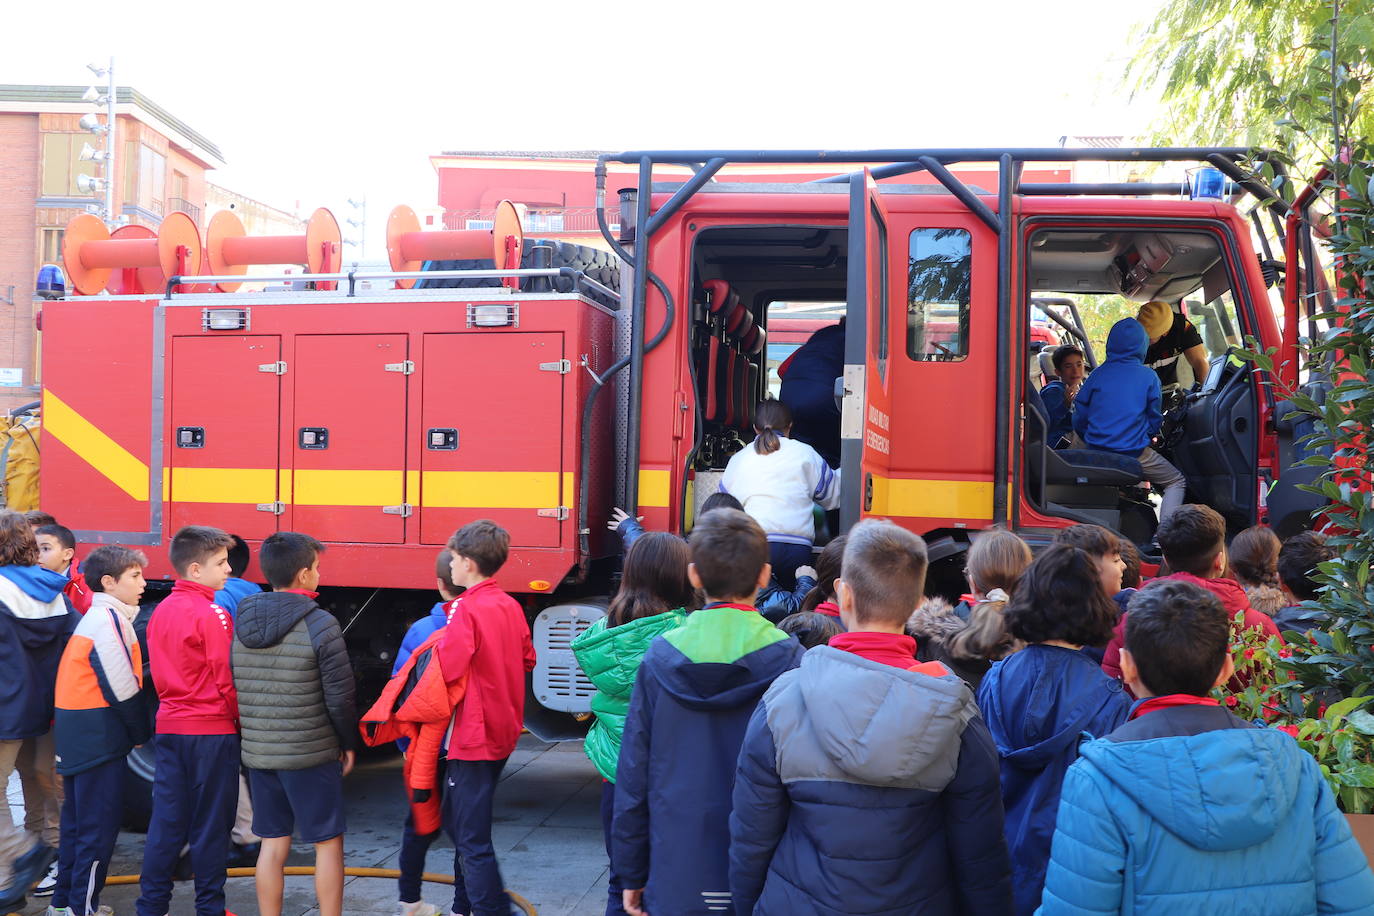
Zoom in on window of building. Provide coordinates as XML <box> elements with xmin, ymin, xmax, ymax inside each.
<box><xmin>40</xmin><ymin>134</ymin><xmax>98</xmax><ymax>198</ymax></box>
<box><xmin>138</xmin><ymin>146</ymin><xmax>166</xmax><ymax>215</ymax></box>
<box><xmin>907</xmin><ymin>228</ymin><xmax>972</xmax><ymax>362</ymax></box>
<box><xmin>39</xmin><ymin>229</ymin><xmax>64</xmax><ymax>266</ymax></box>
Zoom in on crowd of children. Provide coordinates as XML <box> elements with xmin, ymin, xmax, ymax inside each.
<box><xmin>4</xmin><ymin>422</ymin><xmax>1374</xmax><ymax>915</ymax></box>
<box><xmin>0</xmin><ymin>512</ymin><xmax>539</xmax><ymax>916</ymax></box>
<box><xmin>572</xmin><ymin>497</ymin><xmax>1374</xmax><ymax>916</ymax></box>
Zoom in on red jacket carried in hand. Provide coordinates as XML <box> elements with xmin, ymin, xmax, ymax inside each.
<box><xmin>359</xmin><ymin>628</ymin><xmax>468</xmax><ymax>834</ymax></box>
<box><xmin>63</xmin><ymin>562</ymin><xmax>92</xmax><ymax>614</ymax></box>
<box><xmin>147</xmin><ymin>579</ymin><xmax>238</xmax><ymax>735</ymax></box>
<box><xmin>1103</xmin><ymin>571</ymin><xmax>1281</xmax><ymax>685</ymax></box>
<box><xmin>437</xmin><ymin>578</ymin><xmax>537</xmax><ymax>761</ymax></box>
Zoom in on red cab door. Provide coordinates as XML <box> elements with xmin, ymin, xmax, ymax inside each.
<box><xmin>290</xmin><ymin>334</ymin><xmax>409</xmax><ymax>543</ymax></box>
<box><xmin>419</xmin><ymin>332</ymin><xmax>565</xmax><ymax>549</ymax></box>
<box><xmin>167</xmin><ymin>335</ymin><xmax>282</xmax><ymax>539</ymax></box>
<box><xmin>840</xmin><ymin>170</ymin><xmax>894</xmax><ymax>528</ymax></box>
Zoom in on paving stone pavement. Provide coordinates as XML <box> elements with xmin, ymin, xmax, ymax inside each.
<box><xmin>6</xmin><ymin>736</ymin><xmax>610</xmax><ymax>916</ymax></box>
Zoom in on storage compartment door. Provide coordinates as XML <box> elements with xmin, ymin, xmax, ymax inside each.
<box><xmin>168</xmin><ymin>335</ymin><xmax>282</xmax><ymax>539</ymax></box>
<box><xmin>291</xmin><ymin>334</ymin><xmax>409</xmax><ymax>544</ymax></box>
<box><xmin>420</xmin><ymin>332</ymin><xmax>565</xmax><ymax>548</ymax></box>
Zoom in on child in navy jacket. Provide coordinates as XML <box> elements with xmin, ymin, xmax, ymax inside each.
<box><xmin>613</xmin><ymin>509</ymin><xmax>804</xmax><ymax>916</ymax></box>
<box><xmin>730</xmin><ymin>520</ymin><xmax>1011</xmax><ymax>915</ymax></box>
<box><xmin>977</xmin><ymin>544</ymin><xmax>1130</xmax><ymax>916</ymax></box>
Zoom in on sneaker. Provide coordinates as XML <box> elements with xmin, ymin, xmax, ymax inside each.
<box><xmin>33</xmin><ymin>859</ymin><xmax>59</xmax><ymax>896</ymax></box>
<box><xmin>45</xmin><ymin>907</ymin><xmax>73</xmax><ymax>916</ymax></box>
<box><xmin>0</xmin><ymin>842</ymin><xmax>58</xmax><ymax>911</ymax></box>
<box><xmin>91</xmin><ymin>906</ymin><xmax>114</xmax><ymax>916</ymax></box>
<box><xmin>399</xmin><ymin>903</ymin><xmax>442</xmax><ymax>916</ymax></box>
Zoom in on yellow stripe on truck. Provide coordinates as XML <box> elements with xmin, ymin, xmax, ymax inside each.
<box><xmin>870</xmin><ymin>476</ymin><xmax>995</xmax><ymax>521</ymax></box>
<box><xmin>421</xmin><ymin>471</ymin><xmax>561</xmax><ymax>508</ymax></box>
<box><xmin>638</xmin><ymin>469</ymin><xmax>671</xmax><ymax>508</ymax></box>
<box><xmin>169</xmin><ymin>468</ymin><xmax>278</xmax><ymax>504</ymax></box>
<box><xmin>292</xmin><ymin>469</ymin><xmax>404</xmax><ymax>507</ymax></box>
<box><xmin>42</xmin><ymin>388</ymin><xmax>150</xmax><ymax>501</ymax></box>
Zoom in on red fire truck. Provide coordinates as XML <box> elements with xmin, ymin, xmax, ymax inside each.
<box><xmin>47</xmin><ymin>148</ymin><xmax>1331</xmax><ymax>745</ymax></box>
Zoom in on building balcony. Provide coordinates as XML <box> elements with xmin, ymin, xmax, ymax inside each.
<box><xmin>167</xmin><ymin>197</ymin><xmax>200</xmax><ymax>223</ymax></box>
<box><xmin>443</xmin><ymin>207</ymin><xmax>617</xmax><ymax>236</ymax></box>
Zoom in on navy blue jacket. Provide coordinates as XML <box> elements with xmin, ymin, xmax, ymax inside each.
<box><xmin>0</xmin><ymin>565</ymin><xmax>77</xmax><ymax>740</ymax></box>
<box><xmin>612</xmin><ymin>607</ymin><xmax>804</xmax><ymax>916</ymax></box>
<box><xmin>755</xmin><ymin>575</ymin><xmax>815</xmax><ymax>624</ymax></box>
<box><xmin>730</xmin><ymin>645</ymin><xmax>1011</xmax><ymax>915</ymax></box>
<box><xmin>1073</xmin><ymin>319</ymin><xmax>1161</xmax><ymax>456</ymax></box>
<box><xmin>977</xmin><ymin>645</ymin><xmax>1131</xmax><ymax>915</ymax></box>
<box><xmin>1039</xmin><ymin>380</ymin><xmax>1074</xmax><ymax>447</ymax></box>
<box><xmin>779</xmin><ymin>324</ymin><xmax>844</xmax><ymax>467</ymax></box>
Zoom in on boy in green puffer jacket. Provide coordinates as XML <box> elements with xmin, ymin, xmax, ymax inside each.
<box><xmin>572</xmin><ymin>531</ymin><xmax>694</xmax><ymax>916</ymax></box>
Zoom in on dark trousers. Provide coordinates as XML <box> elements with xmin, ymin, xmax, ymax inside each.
<box><xmin>443</xmin><ymin>758</ymin><xmax>510</xmax><ymax>916</ymax></box>
<box><xmin>769</xmin><ymin>541</ymin><xmax>813</xmax><ymax>591</ymax></box>
<box><xmin>600</xmin><ymin>780</ymin><xmax>629</xmax><ymax>916</ymax></box>
<box><xmin>52</xmin><ymin>756</ymin><xmax>124</xmax><ymax>914</ymax></box>
<box><xmin>136</xmin><ymin>734</ymin><xmax>240</xmax><ymax>916</ymax></box>
<box><xmin>399</xmin><ymin>808</ymin><xmax>460</xmax><ymax>905</ymax></box>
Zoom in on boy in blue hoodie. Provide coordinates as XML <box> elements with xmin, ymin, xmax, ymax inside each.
<box><xmin>613</xmin><ymin>509</ymin><xmax>804</xmax><ymax>916</ymax></box>
<box><xmin>1073</xmin><ymin>317</ymin><xmax>1187</xmax><ymax>522</ymax></box>
<box><xmin>1040</xmin><ymin>579</ymin><xmax>1374</xmax><ymax>914</ymax></box>
<box><xmin>730</xmin><ymin>520</ymin><xmax>1011</xmax><ymax>915</ymax></box>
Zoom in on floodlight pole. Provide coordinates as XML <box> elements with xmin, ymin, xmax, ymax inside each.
<box><xmin>103</xmin><ymin>57</ymin><xmax>117</xmax><ymax>227</ymax></box>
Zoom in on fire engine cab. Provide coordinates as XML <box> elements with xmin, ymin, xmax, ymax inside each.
<box><xmin>46</xmin><ymin>147</ymin><xmax>1327</xmax><ymax>734</ymax></box>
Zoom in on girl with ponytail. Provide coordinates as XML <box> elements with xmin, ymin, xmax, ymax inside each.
<box><xmin>720</xmin><ymin>399</ymin><xmax>840</xmax><ymax>590</ymax></box>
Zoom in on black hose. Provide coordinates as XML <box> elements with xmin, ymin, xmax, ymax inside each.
<box><xmin>579</xmin><ymin>165</ymin><xmax>677</xmax><ymax>557</ymax></box>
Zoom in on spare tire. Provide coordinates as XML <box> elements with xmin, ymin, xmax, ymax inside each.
<box><xmin>419</xmin><ymin>237</ymin><xmax>621</xmax><ymax>308</ymax></box>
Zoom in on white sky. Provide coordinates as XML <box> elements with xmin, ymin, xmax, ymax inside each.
<box><xmin>4</xmin><ymin>0</ymin><xmax>1166</xmax><ymax>255</ymax></box>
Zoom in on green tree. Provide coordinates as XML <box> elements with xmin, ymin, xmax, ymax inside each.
<box><xmin>1129</xmin><ymin>0</ymin><xmax>1374</xmax><ymax>170</ymax></box>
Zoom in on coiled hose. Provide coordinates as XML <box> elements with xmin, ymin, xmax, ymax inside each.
<box><xmin>97</xmin><ymin>867</ymin><xmax>536</xmax><ymax>915</ymax></box>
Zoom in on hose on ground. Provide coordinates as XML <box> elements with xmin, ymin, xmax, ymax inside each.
<box><xmin>98</xmin><ymin>866</ymin><xmax>537</xmax><ymax>915</ymax></box>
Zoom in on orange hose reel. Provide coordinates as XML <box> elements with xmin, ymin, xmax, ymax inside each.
<box><xmin>206</xmin><ymin>207</ymin><xmax>343</xmax><ymax>292</ymax></box>
<box><xmin>387</xmin><ymin>200</ymin><xmax>523</xmax><ymax>289</ymax></box>
<box><xmin>62</xmin><ymin>212</ymin><xmax>202</xmax><ymax>296</ymax></box>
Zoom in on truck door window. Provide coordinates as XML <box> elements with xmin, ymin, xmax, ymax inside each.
<box><xmin>907</xmin><ymin>228</ymin><xmax>972</xmax><ymax>362</ymax></box>
<box><xmin>1184</xmin><ymin>289</ymin><xmax>1244</xmax><ymax>363</ymax></box>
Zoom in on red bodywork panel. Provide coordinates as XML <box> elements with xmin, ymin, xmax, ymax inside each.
<box><xmin>41</xmin><ymin>292</ymin><xmax>614</xmax><ymax>592</ymax></box>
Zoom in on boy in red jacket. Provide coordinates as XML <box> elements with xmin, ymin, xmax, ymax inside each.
<box><xmin>1103</xmin><ymin>504</ymin><xmax>1280</xmax><ymax>684</ymax></box>
<box><xmin>135</xmin><ymin>525</ymin><xmax>238</xmax><ymax>916</ymax></box>
<box><xmin>437</xmin><ymin>520</ymin><xmax>536</xmax><ymax>916</ymax></box>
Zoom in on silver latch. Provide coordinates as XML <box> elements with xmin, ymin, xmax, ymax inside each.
<box><xmin>538</xmin><ymin>359</ymin><xmax>572</xmax><ymax>374</ymax></box>
<box><xmin>382</xmin><ymin>503</ymin><xmax>414</xmax><ymax>517</ymax></box>
<box><xmin>537</xmin><ymin>507</ymin><xmax>569</xmax><ymax>520</ymax></box>
<box><xmin>384</xmin><ymin>361</ymin><xmax>415</xmax><ymax>375</ymax></box>
<box><xmin>255</xmin><ymin>502</ymin><xmax>285</xmax><ymax>515</ymax></box>
<box><xmin>258</xmin><ymin>361</ymin><xmax>287</xmax><ymax>375</ymax></box>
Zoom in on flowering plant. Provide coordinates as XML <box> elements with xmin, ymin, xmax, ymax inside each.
<box><xmin>1213</xmin><ymin>615</ymin><xmax>1374</xmax><ymax>813</ymax></box>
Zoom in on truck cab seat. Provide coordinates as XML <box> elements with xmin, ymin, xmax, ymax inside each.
<box><xmin>1025</xmin><ymin>385</ymin><xmax>1144</xmax><ymax>529</ymax></box>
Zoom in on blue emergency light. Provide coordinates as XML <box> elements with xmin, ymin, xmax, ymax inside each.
<box><xmin>36</xmin><ymin>264</ymin><xmax>65</xmax><ymax>298</ymax></box>
<box><xmin>1189</xmin><ymin>167</ymin><xmax>1228</xmax><ymax>201</ymax></box>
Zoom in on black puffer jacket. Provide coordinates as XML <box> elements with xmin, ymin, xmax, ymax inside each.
<box><xmin>232</xmin><ymin>591</ymin><xmax>358</xmax><ymax>770</ymax></box>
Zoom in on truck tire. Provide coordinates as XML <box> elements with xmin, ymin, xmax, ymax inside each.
<box><xmin>122</xmin><ymin>744</ymin><xmax>156</xmax><ymax>832</ymax></box>
<box><xmin>419</xmin><ymin>238</ymin><xmax>621</xmax><ymax>307</ymax></box>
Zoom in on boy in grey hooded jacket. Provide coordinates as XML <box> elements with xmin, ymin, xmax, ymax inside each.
<box><xmin>729</xmin><ymin>520</ymin><xmax>1012</xmax><ymax>916</ymax></box>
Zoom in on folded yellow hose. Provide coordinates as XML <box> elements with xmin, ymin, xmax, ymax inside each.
<box><xmin>99</xmin><ymin>867</ymin><xmax>536</xmax><ymax>915</ymax></box>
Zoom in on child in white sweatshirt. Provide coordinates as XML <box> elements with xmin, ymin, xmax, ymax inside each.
<box><xmin>721</xmin><ymin>399</ymin><xmax>840</xmax><ymax>589</ymax></box>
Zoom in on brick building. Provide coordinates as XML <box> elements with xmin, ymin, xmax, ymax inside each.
<box><xmin>0</xmin><ymin>84</ymin><xmax>223</xmax><ymax>409</ymax></box>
